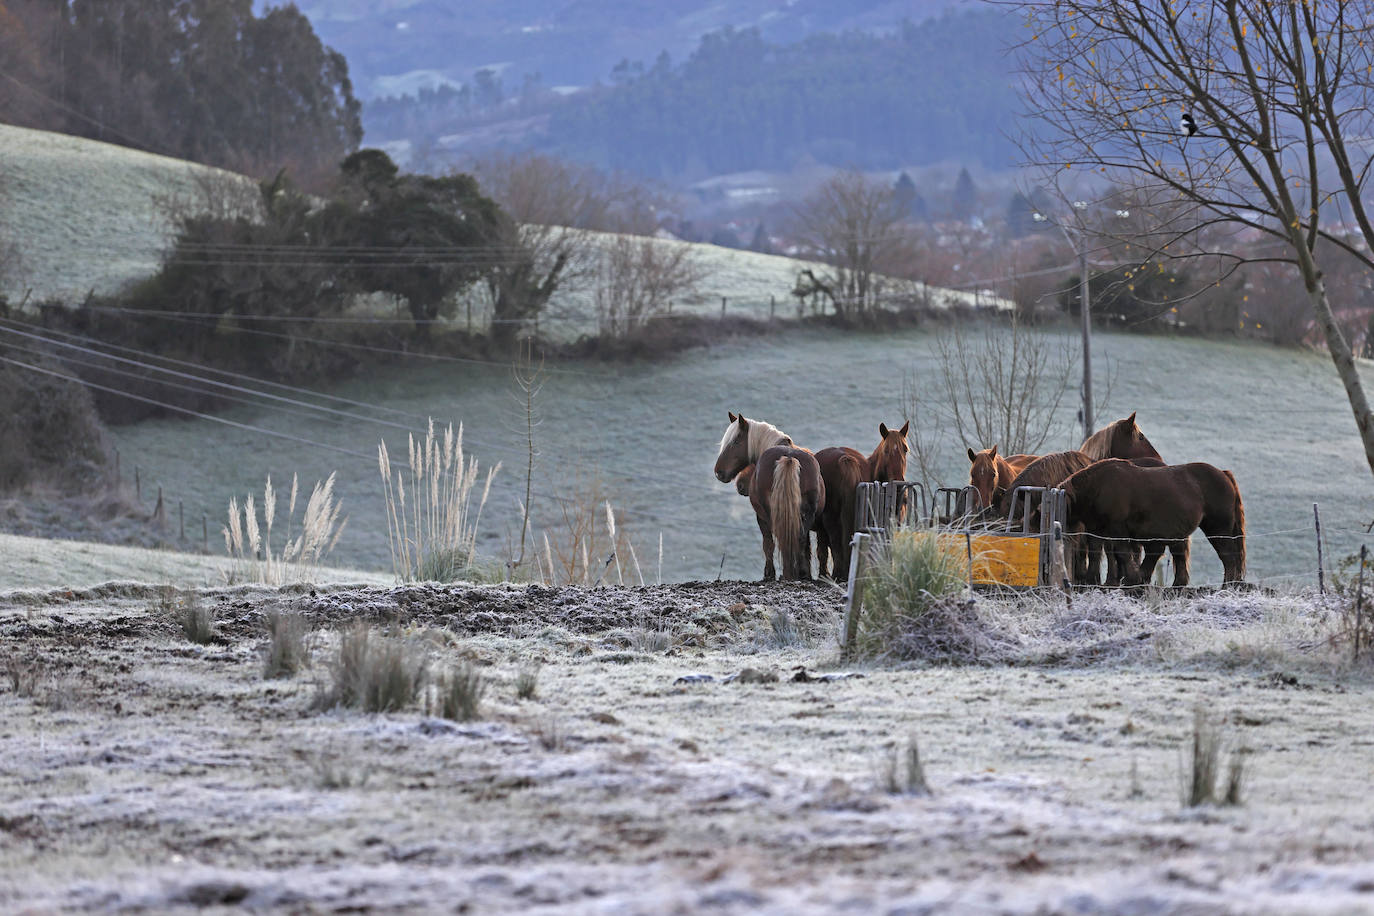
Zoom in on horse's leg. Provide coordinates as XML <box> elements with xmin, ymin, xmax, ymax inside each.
<box><xmin>1085</xmin><ymin>538</ymin><xmax>1104</xmax><ymax>585</ymax></box>
<box><xmin>1169</xmin><ymin>539</ymin><xmax>1191</xmax><ymax>587</ymax></box>
<box><xmin>1204</xmin><ymin>531</ymin><xmax>1240</xmax><ymax>586</ymax></box>
<box><xmin>815</xmin><ymin>521</ymin><xmax>831</xmax><ymax>580</ymax></box>
<box><xmin>1137</xmin><ymin>541</ymin><xmax>1166</xmax><ymax>585</ymax></box>
<box><xmin>756</xmin><ymin>514</ymin><xmax>776</xmax><ymax>581</ymax></box>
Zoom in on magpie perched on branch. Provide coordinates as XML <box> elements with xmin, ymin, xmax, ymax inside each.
<box><xmin>1180</xmin><ymin>111</ymin><xmax>1198</xmax><ymax>137</ymax></box>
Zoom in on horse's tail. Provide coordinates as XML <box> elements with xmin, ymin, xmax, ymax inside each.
<box><xmin>771</xmin><ymin>456</ymin><xmax>804</xmax><ymax>579</ymax></box>
<box><xmin>837</xmin><ymin>452</ymin><xmax>866</xmax><ymax>524</ymax></box>
<box><xmin>1224</xmin><ymin>469</ymin><xmax>1246</xmax><ymax>582</ymax></box>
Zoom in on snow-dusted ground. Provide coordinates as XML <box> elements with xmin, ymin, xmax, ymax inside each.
<box><xmin>3</xmin><ymin>580</ymin><xmax>1373</xmax><ymax>913</ymax></box>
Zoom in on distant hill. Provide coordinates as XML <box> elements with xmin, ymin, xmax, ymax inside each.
<box><xmin>358</xmin><ymin>7</ymin><xmax>1022</xmax><ymax>180</ymax></box>
<box><xmin>293</xmin><ymin>0</ymin><xmax>969</xmax><ymax>98</ymax></box>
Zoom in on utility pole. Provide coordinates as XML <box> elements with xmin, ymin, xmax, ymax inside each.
<box><xmin>1079</xmin><ymin>248</ymin><xmax>1093</xmax><ymax>441</ymax></box>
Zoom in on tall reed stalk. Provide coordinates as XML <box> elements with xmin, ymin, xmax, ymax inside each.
<box><xmin>223</xmin><ymin>473</ymin><xmax>347</xmax><ymax>585</ymax></box>
<box><xmin>379</xmin><ymin>419</ymin><xmax>500</xmax><ymax>582</ymax></box>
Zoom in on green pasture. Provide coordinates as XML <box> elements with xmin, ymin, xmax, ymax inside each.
<box><xmin>107</xmin><ymin>326</ymin><xmax>1374</xmax><ymax>587</ymax></box>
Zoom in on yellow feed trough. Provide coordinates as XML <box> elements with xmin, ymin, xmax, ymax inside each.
<box><xmin>929</xmin><ymin>531</ymin><xmax>1043</xmax><ymax>588</ymax></box>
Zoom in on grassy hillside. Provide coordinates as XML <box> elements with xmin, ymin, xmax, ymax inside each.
<box><xmin>0</xmin><ymin>123</ymin><xmax>1005</xmax><ymax>320</ymax></box>
<box><xmin>105</xmin><ymin>325</ymin><xmax>1374</xmax><ymax>588</ymax></box>
<box><xmin>0</xmin><ymin>124</ymin><xmax>255</xmax><ymax>305</ymax></box>
<box><xmin>0</xmin><ymin>532</ymin><xmax>389</xmax><ymax>592</ymax></box>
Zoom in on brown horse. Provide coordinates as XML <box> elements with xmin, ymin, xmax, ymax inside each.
<box><xmin>1061</xmin><ymin>459</ymin><xmax>1246</xmax><ymax>587</ymax></box>
<box><xmin>714</xmin><ymin>413</ymin><xmax>825</xmax><ymax>581</ymax></box>
<box><xmin>814</xmin><ymin>421</ymin><xmax>910</xmax><ymax>579</ymax></box>
<box><xmin>1080</xmin><ymin>412</ymin><xmax>1161</xmax><ymax>461</ymax></box>
<box><xmin>967</xmin><ymin>445</ymin><xmax>1038</xmax><ymax>512</ymax></box>
<box><xmin>1079</xmin><ymin>413</ymin><xmax>1190</xmax><ymax>584</ymax></box>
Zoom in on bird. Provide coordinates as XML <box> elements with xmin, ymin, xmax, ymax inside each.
<box><xmin>1180</xmin><ymin>111</ymin><xmax>1198</xmax><ymax>137</ymax></box>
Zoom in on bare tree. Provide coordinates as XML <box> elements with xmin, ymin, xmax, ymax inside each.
<box><xmin>465</xmin><ymin>152</ymin><xmax>671</xmax><ymax>344</ymax></box>
<box><xmin>789</xmin><ymin>170</ymin><xmax>908</xmax><ymax>321</ymax></box>
<box><xmin>594</xmin><ymin>236</ymin><xmax>702</xmax><ymax>337</ymax></box>
<box><xmin>1014</xmin><ymin>0</ymin><xmax>1374</xmax><ymax>476</ymax></box>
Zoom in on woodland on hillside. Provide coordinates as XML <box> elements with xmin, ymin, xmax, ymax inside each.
<box><xmin>0</xmin><ymin>0</ymin><xmax>361</xmax><ymax>184</ymax></box>
<box><xmin>364</xmin><ymin>10</ymin><xmax>1021</xmax><ymax>178</ymax></box>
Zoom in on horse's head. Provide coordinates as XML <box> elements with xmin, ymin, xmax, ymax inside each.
<box><xmin>872</xmin><ymin>421</ymin><xmax>910</xmax><ymax>483</ymax></box>
<box><xmin>734</xmin><ymin>464</ymin><xmax>754</xmax><ymax>497</ymax></box>
<box><xmin>714</xmin><ymin>412</ymin><xmax>751</xmax><ymax>482</ymax></box>
<box><xmin>1112</xmin><ymin>411</ymin><xmax>1162</xmax><ymax>461</ymax></box>
<box><xmin>967</xmin><ymin>444</ymin><xmax>999</xmax><ymax>511</ymax></box>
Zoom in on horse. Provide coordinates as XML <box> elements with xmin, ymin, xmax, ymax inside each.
<box><xmin>814</xmin><ymin>421</ymin><xmax>910</xmax><ymax>579</ymax></box>
<box><xmin>996</xmin><ymin>450</ymin><xmax>1097</xmax><ymax>582</ymax></box>
<box><xmin>714</xmin><ymin>413</ymin><xmax>825</xmax><ymax>581</ymax></box>
<box><xmin>1079</xmin><ymin>413</ymin><xmax>1188</xmax><ymax>584</ymax></box>
<box><xmin>1080</xmin><ymin>411</ymin><xmax>1161</xmax><ymax>461</ymax></box>
<box><xmin>967</xmin><ymin>445</ymin><xmax>1038</xmax><ymax>513</ymax></box>
<box><xmin>1060</xmin><ymin>459</ymin><xmax>1246</xmax><ymax>587</ymax></box>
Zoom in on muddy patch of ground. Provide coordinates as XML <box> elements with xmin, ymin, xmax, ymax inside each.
<box><xmin>1</xmin><ymin>581</ymin><xmax>1373</xmax><ymax>913</ymax></box>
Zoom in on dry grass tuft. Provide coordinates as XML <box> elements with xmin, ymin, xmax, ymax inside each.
<box><xmin>166</xmin><ymin>588</ymin><xmax>216</xmax><ymax>644</ymax></box>
<box><xmin>379</xmin><ymin>420</ymin><xmax>499</xmax><ymax>583</ymax></box>
<box><xmin>514</xmin><ymin>666</ymin><xmax>540</xmax><ymax>701</ymax></box>
<box><xmin>433</xmin><ymin>662</ymin><xmax>486</xmax><ymax>721</ymax></box>
<box><xmin>4</xmin><ymin>657</ymin><xmax>41</xmax><ymax>697</ymax></box>
<box><xmin>879</xmin><ymin>734</ymin><xmax>931</xmax><ymax>796</ymax></box>
<box><xmin>1181</xmin><ymin>706</ymin><xmax>1246</xmax><ymax>807</ymax></box>
<box><xmin>223</xmin><ymin>473</ymin><xmax>347</xmax><ymax>585</ymax></box>
<box><xmin>315</xmin><ymin>623</ymin><xmax>427</xmax><ymax>713</ymax></box>
<box><xmin>263</xmin><ymin>609</ymin><xmax>311</xmax><ymax>679</ymax></box>
<box><xmin>851</xmin><ymin>530</ymin><xmax>1001</xmax><ymax>663</ymax></box>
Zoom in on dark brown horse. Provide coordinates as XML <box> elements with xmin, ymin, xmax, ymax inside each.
<box><xmin>967</xmin><ymin>445</ymin><xmax>1038</xmax><ymax>512</ymax></box>
<box><xmin>1061</xmin><ymin>459</ymin><xmax>1246</xmax><ymax>587</ymax></box>
<box><xmin>714</xmin><ymin>413</ymin><xmax>825</xmax><ymax>581</ymax></box>
<box><xmin>1079</xmin><ymin>413</ymin><xmax>1190</xmax><ymax>584</ymax></box>
<box><xmin>1080</xmin><ymin>412</ymin><xmax>1161</xmax><ymax>461</ymax></box>
<box><xmin>814</xmin><ymin>421</ymin><xmax>910</xmax><ymax>579</ymax></box>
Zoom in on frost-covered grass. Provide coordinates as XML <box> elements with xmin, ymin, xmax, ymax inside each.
<box><xmin>108</xmin><ymin>325</ymin><xmax>1374</xmax><ymax>587</ymax></box>
<box><xmin>0</xmin><ymin>532</ymin><xmax>390</xmax><ymax>592</ymax></box>
<box><xmin>0</xmin><ymin>124</ymin><xmax>1009</xmax><ymax>318</ymax></box>
<box><xmin>0</xmin><ymin>123</ymin><xmax>254</xmax><ymax>303</ymax></box>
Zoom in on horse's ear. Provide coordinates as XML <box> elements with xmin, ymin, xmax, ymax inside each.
<box><xmin>879</xmin><ymin>422</ymin><xmax>890</xmax><ymax>438</ymax></box>
<box><xmin>898</xmin><ymin>421</ymin><xmax>910</xmax><ymax>437</ymax></box>
<box><xmin>990</xmin><ymin>444</ymin><xmax>999</xmax><ymax>458</ymax></box>
<box><xmin>967</xmin><ymin>447</ymin><xmax>977</xmax><ymax>463</ymax></box>
<box><xmin>728</xmin><ymin>411</ymin><xmax>737</xmax><ymax>422</ymax></box>
<box><xmin>1126</xmin><ymin>411</ymin><xmax>1137</xmax><ymax>426</ymax></box>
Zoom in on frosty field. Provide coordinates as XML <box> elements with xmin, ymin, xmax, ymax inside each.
<box><xmin>102</xmin><ymin>325</ymin><xmax>1374</xmax><ymax>590</ymax></box>
<box><xmin>3</xmin><ymin>579</ymin><xmax>1374</xmax><ymax>913</ymax></box>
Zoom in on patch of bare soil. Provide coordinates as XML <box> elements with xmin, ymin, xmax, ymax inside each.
<box><xmin>2</xmin><ymin>581</ymin><xmax>1374</xmax><ymax>913</ymax></box>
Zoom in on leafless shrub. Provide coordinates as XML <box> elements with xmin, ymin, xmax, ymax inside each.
<box><xmin>263</xmin><ymin>609</ymin><xmax>310</xmax><ymax>679</ymax></box>
<box><xmin>879</xmin><ymin>735</ymin><xmax>931</xmax><ymax>796</ymax></box>
<box><xmin>433</xmin><ymin>662</ymin><xmax>486</xmax><ymax>721</ymax></box>
<box><xmin>593</xmin><ymin>235</ymin><xmax>702</xmax><ymax>337</ymax></box>
<box><xmin>769</xmin><ymin>608</ymin><xmax>803</xmax><ymax>648</ymax></box>
<box><xmin>315</xmin><ymin>623</ymin><xmax>427</xmax><ymax>713</ymax></box>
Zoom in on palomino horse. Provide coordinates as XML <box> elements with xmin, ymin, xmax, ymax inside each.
<box><xmin>714</xmin><ymin>413</ymin><xmax>825</xmax><ymax>581</ymax></box>
<box><xmin>966</xmin><ymin>445</ymin><xmax>1037</xmax><ymax>513</ymax></box>
<box><xmin>814</xmin><ymin>421</ymin><xmax>910</xmax><ymax>579</ymax></box>
<box><xmin>1061</xmin><ymin>459</ymin><xmax>1246</xmax><ymax>587</ymax></box>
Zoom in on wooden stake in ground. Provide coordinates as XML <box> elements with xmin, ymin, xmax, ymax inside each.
<box><xmin>1315</xmin><ymin>503</ymin><xmax>1326</xmax><ymax>595</ymax></box>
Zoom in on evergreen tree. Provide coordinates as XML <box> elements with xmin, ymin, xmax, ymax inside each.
<box><xmin>951</xmin><ymin>167</ymin><xmax>978</xmax><ymax>222</ymax></box>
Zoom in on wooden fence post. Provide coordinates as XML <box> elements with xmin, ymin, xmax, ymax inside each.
<box><xmin>1315</xmin><ymin>503</ymin><xmax>1326</xmax><ymax>594</ymax></box>
<box><xmin>135</xmin><ymin>466</ymin><xmax>141</xmax><ymax>502</ymax></box>
<box><xmin>1357</xmin><ymin>545</ymin><xmax>1367</xmax><ymax>663</ymax></box>
<box><xmin>720</xmin><ymin>296</ymin><xmax>727</xmax><ymax>317</ymax></box>
<box><xmin>841</xmin><ymin>532</ymin><xmax>870</xmax><ymax>656</ymax></box>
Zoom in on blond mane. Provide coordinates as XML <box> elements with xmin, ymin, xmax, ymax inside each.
<box><xmin>717</xmin><ymin>416</ymin><xmax>794</xmax><ymax>463</ymax></box>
